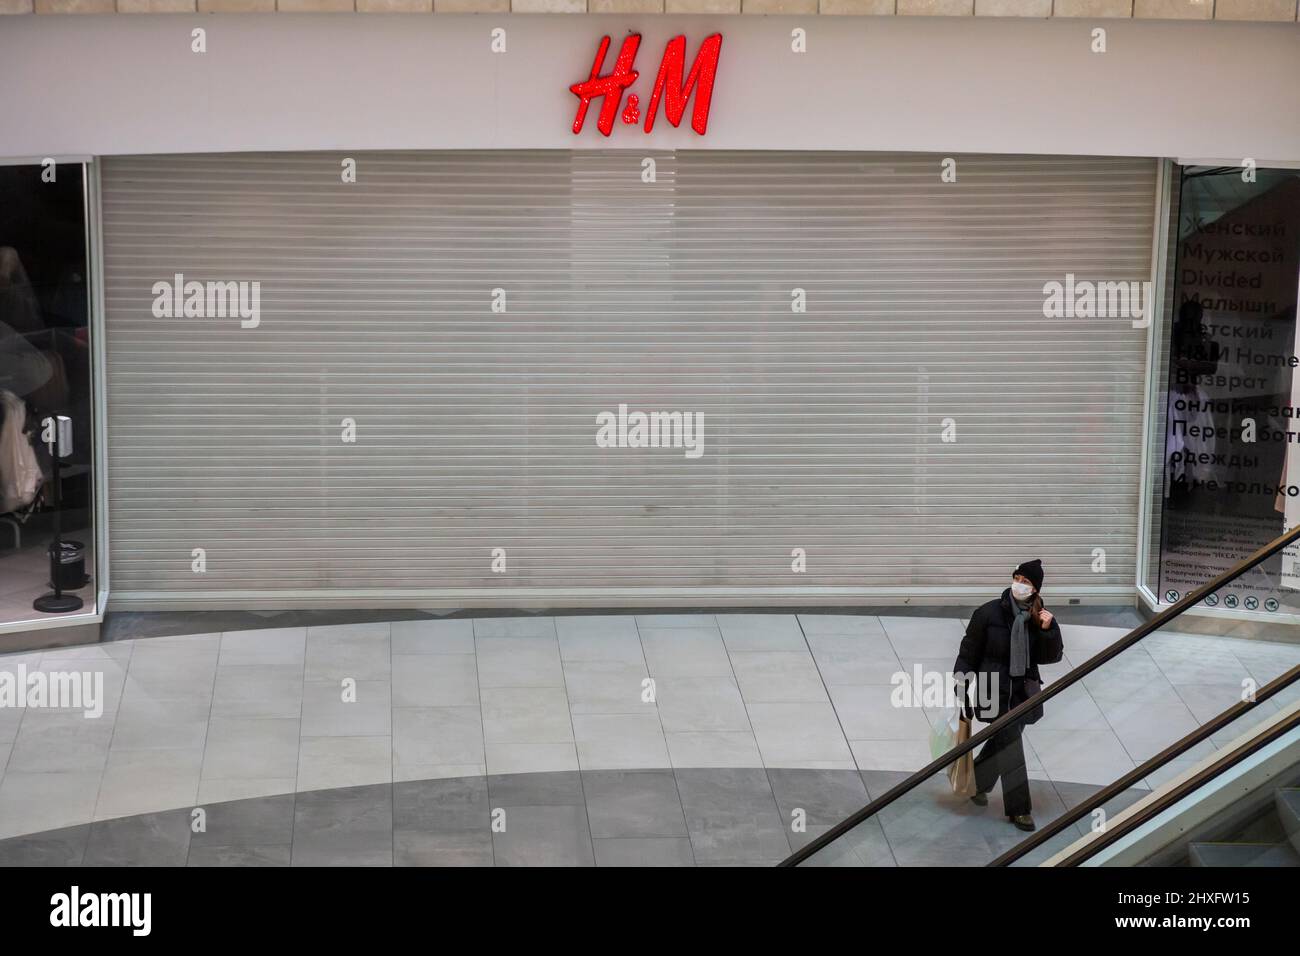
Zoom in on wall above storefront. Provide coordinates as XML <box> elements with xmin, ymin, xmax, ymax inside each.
<box><xmin>3</xmin><ymin>0</ymin><xmax>1299</xmax><ymax>23</ymax></box>
<box><xmin>1</xmin><ymin>14</ymin><xmax>1297</xmax><ymax>161</ymax></box>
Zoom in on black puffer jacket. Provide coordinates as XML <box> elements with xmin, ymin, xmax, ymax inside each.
<box><xmin>953</xmin><ymin>588</ymin><xmax>1064</xmax><ymax>722</ymax></box>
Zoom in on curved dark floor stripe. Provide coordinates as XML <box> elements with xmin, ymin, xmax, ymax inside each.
<box><xmin>0</xmin><ymin>767</ymin><xmax>1148</xmax><ymax>867</ymax></box>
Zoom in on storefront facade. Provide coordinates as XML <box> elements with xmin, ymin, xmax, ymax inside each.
<box><xmin>1</xmin><ymin>14</ymin><xmax>1298</xmax><ymax>632</ymax></box>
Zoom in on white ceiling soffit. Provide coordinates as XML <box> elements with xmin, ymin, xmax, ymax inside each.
<box><xmin>1</xmin><ymin>14</ymin><xmax>1298</xmax><ymax>161</ymax></box>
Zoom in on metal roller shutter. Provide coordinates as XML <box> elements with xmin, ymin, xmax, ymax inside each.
<box><xmin>101</xmin><ymin>150</ymin><xmax>1157</xmax><ymax>609</ymax></box>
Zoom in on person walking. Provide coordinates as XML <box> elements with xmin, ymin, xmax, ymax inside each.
<box><xmin>953</xmin><ymin>559</ymin><xmax>1063</xmax><ymax>832</ymax></box>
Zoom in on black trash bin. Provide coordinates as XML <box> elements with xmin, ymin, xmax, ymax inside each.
<box><xmin>48</xmin><ymin>539</ymin><xmax>88</xmax><ymax>591</ymax></box>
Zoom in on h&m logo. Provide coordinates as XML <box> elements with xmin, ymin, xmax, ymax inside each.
<box><xmin>570</xmin><ymin>33</ymin><xmax>723</xmax><ymax>138</ymax></box>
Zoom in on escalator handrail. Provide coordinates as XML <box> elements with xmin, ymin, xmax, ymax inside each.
<box><xmin>988</xmin><ymin>662</ymin><xmax>1300</xmax><ymax>866</ymax></box>
<box><xmin>1049</xmin><ymin>703</ymin><xmax>1300</xmax><ymax>867</ymax></box>
<box><xmin>779</xmin><ymin>522</ymin><xmax>1300</xmax><ymax>867</ymax></box>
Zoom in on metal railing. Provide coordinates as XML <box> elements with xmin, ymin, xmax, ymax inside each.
<box><xmin>991</xmin><ymin>663</ymin><xmax>1300</xmax><ymax>865</ymax></box>
<box><xmin>780</xmin><ymin>523</ymin><xmax>1300</xmax><ymax>867</ymax></box>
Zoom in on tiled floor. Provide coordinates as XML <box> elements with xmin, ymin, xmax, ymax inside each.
<box><xmin>0</xmin><ymin>612</ymin><xmax>1295</xmax><ymax>865</ymax></box>
<box><xmin>0</xmin><ymin>768</ymin><xmax>1149</xmax><ymax>868</ymax></box>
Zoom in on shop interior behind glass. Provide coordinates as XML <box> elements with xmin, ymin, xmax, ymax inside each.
<box><xmin>0</xmin><ymin>163</ymin><xmax>95</xmax><ymax>625</ymax></box>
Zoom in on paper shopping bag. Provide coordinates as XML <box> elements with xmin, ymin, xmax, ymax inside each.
<box><xmin>946</xmin><ymin>715</ymin><xmax>977</xmax><ymax>797</ymax></box>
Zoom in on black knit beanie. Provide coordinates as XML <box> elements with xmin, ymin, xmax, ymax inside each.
<box><xmin>1013</xmin><ymin>559</ymin><xmax>1044</xmax><ymax>592</ymax></box>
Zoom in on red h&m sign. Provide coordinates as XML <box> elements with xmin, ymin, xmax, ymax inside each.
<box><xmin>570</xmin><ymin>33</ymin><xmax>723</xmax><ymax>138</ymax></box>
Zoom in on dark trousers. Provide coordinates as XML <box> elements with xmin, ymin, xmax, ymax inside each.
<box><xmin>974</xmin><ymin>723</ymin><xmax>1031</xmax><ymax>816</ymax></box>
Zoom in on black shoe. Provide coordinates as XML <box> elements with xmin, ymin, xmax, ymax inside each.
<box><xmin>970</xmin><ymin>792</ymin><xmax>988</xmax><ymax>807</ymax></box>
<box><xmin>1009</xmin><ymin>814</ymin><xmax>1036</xmax><ymax>832</ymax></box>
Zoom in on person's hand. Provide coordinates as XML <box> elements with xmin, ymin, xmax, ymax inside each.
<box><xmin>1038</xmin><ymin>609</ymin><xmax>1054</xmax><ymax>628</ymax></box>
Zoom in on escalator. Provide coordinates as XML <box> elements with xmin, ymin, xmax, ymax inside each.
<box><xmin>780</xmin><ymin>525</ymin><xmax>1300</xmax><ymax>868</ymax></box>
<box><xmin>1027</xmin><ymin>701</ymin><xmax>1300</xmax><ymax>868</ymax></box>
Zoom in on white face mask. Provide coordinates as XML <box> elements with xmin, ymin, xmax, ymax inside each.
<box><xmin>1010</xmin><ymin>581</ymin><xmax>1035</xmax><ymax>601</ymax></box>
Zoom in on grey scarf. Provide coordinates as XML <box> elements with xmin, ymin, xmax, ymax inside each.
<box><xmin>1008</xmin><ymin>597</ymin><xmax>1031</xmax><ymax>678</ymax></box>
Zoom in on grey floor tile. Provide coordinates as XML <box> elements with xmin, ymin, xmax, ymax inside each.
<box><xmin>298</xmin><ymin>735</ymin><xmax>392</xmax><ymax>791</ymax></box>
<box><xmin>849</xmin><ymin>737</ymin><xmax>932</xmax><ymax>774</ymax></box>
<box><xmin>665</xmin><ymin>731</ymin><xmax>763</xmax><ymax>769</ymax></box>
<box><xmin>1029</xmin><ymin>728</ymin><xmax>1136</xmax><ymax>786</ymax></box>
<box><xmin>1052</xmin><ymin>780</ymin><xmax>1148</xmax><ymax>818</ymax></box>
<box><xmin>38</xmin><ymin>641</ymin><xmax>134</xmax><ymax>666</ymax></box>
<box><xmin>391</xmin><ymin>654</ymin><xmax>479</xmax><ymax>707</ymax></box>
<box><xmin>555</xmin><ymin>615</ymin><xmax>640</xmax><ymax>640</ymax></box>
<box><xmin>292</xmin><ymin>784</ymin><xmax>393</xmax><ymax>867</ymax></box>
<box><xmin>656</xmin><ymin>676</ymin><xmax>751</xmax><ymax>734</ymax></box>
<box><xmin>218</xmin><ymin>628</ymin><xmax>306</xmax><ymax>668</ymax></box>
<box><xmin>480</xmin><ymin>686</ymin><xmax>574</xmax><ymax>744</ymax></box>
<box><xmin>746</xmin><ymin>701</ymin><xmax>856</xmax><ymax>768</ymax></box>
<box><xmin>861</xmin><ymin>768</ymin><xmax>922</xmax><ymax>802</ymax></box>
<box><xmin>880</xmin><ymin>616</ymin><xmax>967</xmax><ymax>659</ymax></box>
<box><xmin>488</xmin><ymin>770</ymin><xmax>585</xmax><ymax>807</ymax></box>
<box><xmin>1082</xmin><ymin>649</ymin><xmax>1170</xmax><ymax>704</ymax></box>
<box><xmin>397</xmin><ymin>779</ymin><xmax>491</xmax><ymax>864</ymax></box>
<box><xmin>491</xmin><ymin>804</ymin><xmax>594</xmax><ymax>867</ymax></box>
<box><xmin>95</xmin><ymin>747</ymin><xmax>204</xmax><ymax>820</ymax></box>
<box><xmin>391</xmin><ymin>776</ymin><xmax>493</xmax><ymax>866</ymax></box>
<box><xmin>395</xmin><ymin>829</ymin><xmax>493</xmax><ymax>867</ymax></box>
<box><xmin>555</xmin><ymin>616</ymin><xmax>642</xmax><ymax>662</ymax></box>
<box><xmin>582</xmin><ymin>769</ymin><xmax>688</xmax><ymax>839</ymax></box>
<box><xmin>0</xmin><ymin>770</ymin><xmax>102</xmax><ymax>839</ymax></box>
<box><xmin>797</xmin><ymin>614</ymin><xmax>887</xmax><ymax>637</ymax></box>
<box><xmin>766</xmin><ymin>767</ymin><xmax>869</xmax><ymax>827</ymax></box>
<box><xmin>84</xmin><ymin>809</ymin><xmax>192</xmax><ymax>866</ymax></box>
<box><xmin>593</xmin><ymin>836</ymin><xmax>695</xmax><ymax>867</ymax></box>
<box><xmin>7</xmin><ymin>710</ymin><xmax>116</xmax><ymax>773</ymax></box>
<box><xmin>639</xmin><ymin>627</ymin><xmax>733</xmax><ymax>678</ymax></box>
<box><xmin>635</xmin><ymin>614</ymin><xmax>717</xmax><ymax>629</ymax></box>
<box><xmin>573</xmin><ymin>712</ymin><xmax>670</xmax><ymax>770</ymax></box>
<box><xmin>1148</xmin><ymin>642</ymin><xmax>1254</xmax><ymax>686</ymax></box>
<box><xmin>0</xmin><ymin>705</ymin><xmax>22</xmax><ymax>745</ymax></box>
<box><xmin>393</xmin><ymin>776</ymin><xmax>489</xmax><ymax>830</ymax></box>
<box><xmin>304</xmin><ymin>628</ymin><xmax>391</xmax><ymax>682</ymax></box>
<box><xmin>475</xmin><ymin>639</ymin><xmax>564</xmax><ymax>689</ymax></box>
<box><xmin>472</xmin><ymin>617</ymin><xmax>557</xmax><ymax>639</ymax></box>
<box><xmin>391</xmin><ymin>619</ymin><xmax>476</xmax><ymax>655</ymax></box>
<box><xmin>110</xmin><ymin>693</ymin><xmax>212</xmax><ymax>750</ymax></box>
<box><xmin>131</xmin><ymin>632</ymin><xmax>223</xmax><ymax>653</ymax></box>
<box><xmin>202</xmin><ymin>717</ymin><xmax>302</xmax><ymax>780</ymax></box>
<box><xmin>826</xmin><ymin>684</ymin><xmax>933</xmax><ymax>741</ymax></box>
<box><xmin>301</xmin><ymin>680</ymin><xmax>391</xmax><ymax>737</ymax></box>
<box><xmin>210</xmin><ymin>665</ymin><xmax>304</xmax><ymax>720</ymax></box>
<box><xmin>563</xmin><ymin>660</ymin><xmax>652</xmax><ymax>714</ymax></box>
<box><xmin>188</xmin><ymin>844</ymin><xmax>291</xmax><ymax>867</ymax></box>
<box><xmin>716</xmin><ymin>614</ymin><xmax>807</xmax><ymax>652</ymax></box>
<box><xmin>862</xmin><ymin>771</ymin><xmax>1067</xmax><ymax>866</ymax></box>
<box><xmin>484</xmin><ymin>742</ymin><xmax>578</xmax><ymax>776</ymax></box>
<box><xmin>806</xmin><ymin>633</ymin><xmax>905</xmax><ymax>685</ymax></box>
<box><xmin>197</xmin><ymin>776</ymin><xmax>297</xmax><ymax>805</ymax></box>
<box><xmin>392</xmin><ymin>706</ymin><xmax>484</xmax><ymax>774</ymax></box>
<box><xmin>674</xmin><ymin>767</ymin><xmax>790</xmax><ymax>865</ymax></box>
<box><xmin>0</xmin><ymin>824</ymin><xmax>89</xmax><ymax>866</ymax></box>
<box><xmin>124</xmin><ymin>641</ymin><xmax>219</xmax><ymax>700</ymax></box>
<box><xmin>793</xmin><ymin>819</ymin><xmax>896</xmax><ymax>867</ymax></box>
<box><xmin>191</xmin><ymin>793</ymin><xmax>296</xmax><ymax>847</ymax></box>
<box><xmin>729</xmin><ymin>650</ymin><xmax>829</xmax><ymax>702</ymax></box>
